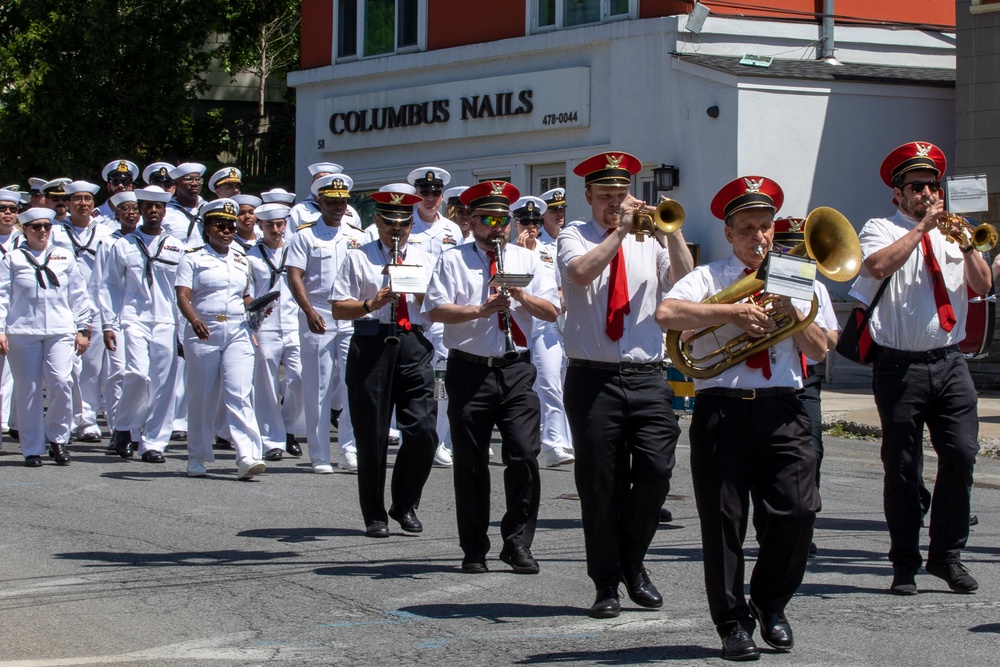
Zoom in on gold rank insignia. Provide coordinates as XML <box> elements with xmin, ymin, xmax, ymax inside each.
<box><xmin>116</xmin><ymin>161</ymin><xmax>129</xmax><ymax>173</ymax></box>
<box><xmin>605</xmin><ymin>154</ymin><xmax>624</xmax><ymax>169</ymax></box>
<box><xmin>223</xmin><ymin>201</ymin><xmax>237</xmax><ymax>216</ymax></box>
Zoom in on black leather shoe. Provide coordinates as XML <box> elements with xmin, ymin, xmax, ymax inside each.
<box><xmin>141</xmin><ymin>450</ymin><xmax>166</xmax><ymax>463</ymax></box>
<box><xmin>8</xmin><ymin>428</ymin><xmax>19</xmax><ymax>441</ymax></box>
<box><xmin>926</xmin><ymin>561</ymin><xmax>979</xmax><ymax>593</ymax></box>
<box><xmin>621</xmin><ymin>565</ymin><xmax>663</xmax><ymax>608</ymax></box>
<box><xmin>48</xmin><ymin>442</ymin><xmax>71</xmax><ymax>465</ymax></box>
<box><xmin>213</xmin><ymin>436</ymin><xmax>233</xmax><ymax>450</ymax></box>
<box><xmin>499</xmin><ymin>545</ymin><xmax>539</xmax><ymax>574</ymax></box>
<box><xmin>388</xmin><ymin>505</ymin><xmax>423</xmax><ymax>533</ymax></box>
<box><xmin>461</xmin><ymin>556</ymin><xmax>488</xmax><ymax>574</ymax></box>
<box><xmin>890</xmin><ymin>564</ymin><xmax>918</xmax><ymax>595</ymax></box>
<box><xmin>24</xmin><ymin>455</ymin><xmax>42</xmax><ymax>467</ymax></box>
<box><xmin>970</xmin><ymin>514</ymin><xmax>979</xmax><ymax>527</ymax></box>
<box><xmin>748</xmin><ymin>599</ymin><xmax>793</xmax><ymax>651</ymax></box>
<box><xmin>721</xmin><ymin>629</ymin><xmax>760</xmax><ymax>661</ymax></box>
<box><xmin>113</xmin><ymin>431</ymin><xmax>134</xmax><ymax>459</ymax></box>
<box><xmin>171</xmin><ymin>430</ymin><xmax>187</xmax><ymax>442</ymax></box>
<box><xmin>264</xmin><ymin>448</ymin><xmax>284</xmax><ymax>461</ymax></box>
<box><xmin>285</xmin><ymin>434</ymin><xmax>302</xmax><ymax>457</ymax></box>
<box><xmin>330</xmin><ymin>409</ymin><xmax>341</xmax><ymax>429</ymax></box>
<box><xmin>365</xmin><ymin>521</ymin><xmax>390</xmax><ymax>538</ymax></box>
<box><xmin>659</xmin><ymin>507</ymin><xmax>673</xmax><ymax>523</ymax></box>
<box><xmin>589</xmin><ymin>585</ymin><xmax>621</xmax><ymax>619</ymax></box>
<box><xmin>77</xmin><ymin>431</ymin><xmax>102</xmax><ymax>443</ymax></box>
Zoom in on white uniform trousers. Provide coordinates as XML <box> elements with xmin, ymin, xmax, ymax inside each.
<box><xmin>300</xmin><ymin>326</ymin><xmax>355</xmax><ymax>464</ymax></box>
<box><xmin>1</xmin><ymin>358</ymin><xmax>12</xmax><ymax>430</ymax></box>
<box><xmin>253</xmin><ymin>329</ymin><xmax>305</xmax><ymax>450</ymax></box>
<box><xmin>6</xmin><ymin>333</ymin><xmax>75</xmax><ymax>456</ymax></box>
<box><xmin>71</xmin><ymin>335</ymin><xmax>105</xmax><ymax>436</ymax></box>
<box><xmin>429</xmin><ymin>323</ymin><xmax>452</xmax><ymax>448</ymax></box>
<box><xmin>184</xmin><ymin>320</ymin><xmax>263</xmax><ymax>464</ymax></box>
<box><xmin>172</xmin><ymin>355</ymin><xmax>188</xmax><ymax>432</ymax></box>
<box><xmin>119</xmin><ymin>322</ymin><xmax>179</xmax><ymax>453</ymax></box>
<box><xmin>532</xmin><ymin>324</ymin><xmax>573</xmax><ymax>454</ymax></box>
<box><xmin>102</xmin><ymin>327</ymin><xmax>129</xmax><ymax>436</ymax></box>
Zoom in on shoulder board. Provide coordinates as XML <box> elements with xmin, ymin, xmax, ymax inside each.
<box><xmin>297</xmin><ymin>221</ymin><xmax>316</xmax><ymax>230</ymax></box>
<box><xmin>346</xmin><ymin>222</ymin><xmax>364</xmax><ymax>232</ymax></box>
<box><xmin>185</xmin><ymin>247</ymin><xmax>200</xmax><ymax>253</ymax></box>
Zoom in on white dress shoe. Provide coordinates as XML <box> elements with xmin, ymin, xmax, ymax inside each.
<box><xmin>433</xmin><ymin>443</ymin><xmax>453</xmax><ymax>467</ymax></box>
<box><xmin>237</xmin><ymin>458</ymin><xmax>266</xmax><ymax>480</ymax></box>
<box><xmin>545</xmin><ymin>447</ymin><xmax>575</xmax><ymax>467</ymax></box>
<box><xmin>187</xmin><ymin>457</ymin><xmax>208</xmax><ymax>477</ymax></box>
<box><xmin>312</xmin><ymin>460</ymin><xmax>334</xmax><ymax>474</ymax></box>
<box><xmin>338</xmin><ymin>451</ymin><xmax>358</xmax><ymax>473</ymax></box>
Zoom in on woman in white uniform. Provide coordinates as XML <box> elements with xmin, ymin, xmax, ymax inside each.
<box><xmin>0</xmin><ymin>208</ymin><xmax>92</xmax><ymax>466</ymax></box>
<box><xmin>175</xmin><ymin>199</ymin><xmax>266</xmax><ymax>480</ymax></box>
<box><xmin>0</xmin><ymin>189</ymin><xmax>24</xmax><ymax>438</ymax></box>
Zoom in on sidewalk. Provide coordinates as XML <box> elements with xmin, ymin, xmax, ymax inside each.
<box><xmin>822</xmin><ymin>387</ymin><xmax>1000</xmax><ymax>454</ymax></box>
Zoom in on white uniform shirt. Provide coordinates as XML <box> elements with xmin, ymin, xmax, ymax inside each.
<box><xmin>404</xmin><ymin>212</ymin><xmax>463</xmax><ymax>258</ymax></box>
<box><xmin>849</xmin><ymin>210</ymin><xmax>968</xmax><ymax>351</ymax></box>
<box><xmin>285</xmin><ymin>220</ymin><xmax>367</xmax><ymax>334</ymax></box>
<box><xmin>90</xmin><ymin>229</ymin><xmax>125</xmax><ymax>332</ymax></box>
<box><xmin>665</xmin><ymin>254</ymin><xmax>818</xmax><ymax>391</ymax></box>
<box><xmin>247</xmin><ymin>242</ymin><xmax>298</xmax><ymax>334</ymax></box>
<box><xmin>50</xmin><ymin>220</ymin><xmax>113</xmax><ymax>282</ymax></box>
<box><xmin>557</xmin><ymin>218</ymin><xmax>673</xmax><ymax>364</ymax></box>
<box><xmin>0</xmin><ymin>230</ymin><xmax>24</xmax><ymax>256</ymax></box>
<box><xmin>94</xmin><ymin>201</ymin><xmax>118</xmax><ymax>229</ymax></box>
<box><xmin>523</xmin><ymin>239</ymin><xmax>560</xmax><ymax>339</ymax></box>
<box><xmin>805</xmin><ymin>281</ymin><xmax>839</xmax><ymax>365</ymax></box>
<box><xmin>0</xmin><ymin>244</ymin><xmax>92</xmax><ymax>335</ymax></box>
<box><xmin>163</xmin><ymin>198</ymin><xmax>206</xmax><ymax>249</ymax></box>
<box><xmin>422</xmin><ymin>241</ymin><xmax>559</xmax><ymax>357</ymax></box>
<box><xmin>101</xmin><ymin>231</ymin><xmax>184</xmax><ymax>329</ymax></box>
<box><xmin>331</xmin><ymin>238</ymin><xmax>434</xmax><ymax>329</ymax></box>
<box><xmin>175</xmin><ymin>245</ymin><xmax>252</xmax><ymax>321</ymax></box>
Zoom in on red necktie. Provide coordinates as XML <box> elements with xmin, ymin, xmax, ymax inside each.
<box><xmin>606</xmin><ymin>236</ymin><xmax>630</xmax><ymax>341</ymax></box>
<box><xmin>742</xmin><ymin>268</ymin><xmax>772</xmax><ymax>379</ymax></box>
<box><xmin>487</xmin><ymin>250</ymin><xmax>527</xmax><ymax>346</ymax></box>
<box><xmin>920</xmin><ymin>234</ymin><xmax>956</xmax><ymax>332</ymax></box>
<box><xmin>395</xmin><ymin>294</ymin><xmax>411</xmax><ymax>331</ymax></box>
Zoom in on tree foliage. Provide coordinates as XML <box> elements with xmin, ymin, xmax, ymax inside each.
<box><xmin>0</xmin><ymin>0</ymin><xmax>229</xmax><ymax>184</ymax></box>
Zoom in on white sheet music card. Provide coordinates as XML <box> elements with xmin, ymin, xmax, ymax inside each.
<box><xmin>763</xmin><ymin>253</ymin><xmax>816</xmax><ymax>301</ymax></box>
<box><xmin>946</xmin><ymin>174</ymin><xmax>989</xmax><ymax>215</ymax></box>
<box><xmin>388</xmin><ymin>264</ymin><xmax>427</xmax><ymax>294</ymax></box>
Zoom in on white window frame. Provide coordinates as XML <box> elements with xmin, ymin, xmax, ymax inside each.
<box><xmin>335</xmin><ymin>0</ymin><xmax>427</xmax><ymax>62</ymax></box>
<box><xmin>970</xmin><ymin>0</ymin><xmax>1000</xmax><ymax>14</ymax></box>
<box><xmin>527</xmin><ymin>0</ymin><xmax>637</xmax><ymax>34</ymax></box>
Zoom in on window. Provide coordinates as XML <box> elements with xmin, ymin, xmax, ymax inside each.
<box><xmin>971</xmin><ymin>0</ymin><xmax>1000</xmax><ymax>13</ymax></box>
<box><xmin>533</xmin><ymin>0</ymin><xmax>634</xmax><ymax>31</ymax></box>
<box><xmin>338</xmin><ymin>0</ymin><xmax>423</xmax><ymax>60</ymax></box>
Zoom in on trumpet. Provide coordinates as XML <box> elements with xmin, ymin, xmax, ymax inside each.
<box><xmin>926</xmin><ymin>198</ymin><xmax>998</xmax><ymax>252</ymax></box>
<box><xmin>492</xmin><ymin>238</ymin><xmax>522</xmax><ymax>360</ymax></box>
<box><xmin>383</xmin><ymin>233</ymin><xmax>402</xmax><ymax>345</ymax></box>
<box><xmin>666</xmin><ymin>206</ymin><xmax>862</xmax><ymax>379</ymax></box>
<box><xmin>630</xmin><ymin>199</ymin><xmax>685</xmax><ymax>241</ymax></box>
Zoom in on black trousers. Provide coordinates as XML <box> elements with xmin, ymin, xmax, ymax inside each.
<box><xmin>346</xmin><ymin>329</ymin><xmax>437</xmax><ymax>528</ymax></box>
<box><xmin>690</xmin><ymin>391</ymin><xmax>818</xmax><ymax>639</ymax></box>
<box><xmin>445</xmin><ymin>354</ymin><xmax>541</xmax><ymax>559</ymax></box>
<box><xmin>564</xmin><ymin>365</ymin><xmax>679</xmax><ymax>589</ymax></box>
<box><xmin>872</xmin><ymin>350</ymin><xmax>979</xmax><ymax>569</ymax></box>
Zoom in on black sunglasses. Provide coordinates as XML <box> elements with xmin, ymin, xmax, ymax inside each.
<box><xmin>25</xmin><ymin>222</ymin><xmax>53</xmax><ymax>231</ymax></box>
<box><xmin>208</xmin><ymin>222</ymin><xmax>237</xmax><ymax>232</ymax></box>
<box><xmin>0</xmin><ymin>205</ymin><xmax>19</xmax><ymax>213</ymax></box>
<box><xmin>417</xmin><ymin>187</ymin><xmax>443</xmax><ymax>196</ymax></box>
<box><xmin>904</xmin><ymin>180</ymin><xmax>941</xmax><ymax>194</ymax></box>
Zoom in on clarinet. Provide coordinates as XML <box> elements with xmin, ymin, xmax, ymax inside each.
<box><xmin>384</xmin><ymin>233</ymin><xmax>401</xmax><ymax>345</ymax></box>
<box><xmin>492</xmin><ymin>238</ymin><xmax>521</xmax><ymax>360</ymax></box>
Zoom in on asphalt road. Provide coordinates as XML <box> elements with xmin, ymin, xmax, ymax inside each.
<box><xmin>1</xmin><ymin>419</ymin><xmax>998</xmax><ymax>666</ymax></box>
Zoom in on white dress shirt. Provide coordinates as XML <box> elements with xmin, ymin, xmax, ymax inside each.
<box><xmin>163</xmin><ymin>198</ymin><xmax>206</xmax><ymax>249</ymax></box>
<box><xmin>247</xmin><ymin>242</ymin><xmax>298</xmax><ymax>334</ymax></box>
<box><xmin>0</xmin><ymin>244</ymin><xmax>92</xmax><ymax>335</ymax></box>
<box><xmin>101</xmin><ymin>231</ymin><xmax>184</xmax><ymax>329</ymax></box>
<box><xmin>175</xmin><ymin>245</ymin><xmax>252</xmax><ymax>320</ymax></box>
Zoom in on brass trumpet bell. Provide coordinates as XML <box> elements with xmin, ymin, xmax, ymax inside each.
<box><xmin>632</xmin><ymin>199</ymin><xmax>685</xmax><ymax>241</ymax></box>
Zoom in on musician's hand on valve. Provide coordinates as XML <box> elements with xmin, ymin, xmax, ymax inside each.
<box><xmin>731</xmin><ymin>302</ymin><xmax>776</xmax><ymax>338</ymax></box>
<box><xmin>768</xmin><ymin>294</ymin><xmax>808</xmax><ymax>323</ymax></box>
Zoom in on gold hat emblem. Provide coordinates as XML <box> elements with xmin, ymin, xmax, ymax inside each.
<box><xmin>425</xmin><ymin>170</ymin><xmax>435</xmax><ymax>181</ymax></box>
<box><xmin>390</xmin><ymin>193</ymin><xmax>404</xmax><ymax>204</ymax></box>
<box><xmin>526</xmin><ymin>201</ymin><xmax>535</xmax><ymax>211</ymax></box>
<box><xmin>788</xmin><ymin>218</ymin><xmax>804</xmax><ymax>232</ymax></box>
<box><xmin>229</xmin><ymin>168</ymin><xmax>239</xmax><ymax>179</ymax></box>
<box><xmin>223</xmin><ymin>202</ymin><xmax>237</xmax><ymax>216</ymax></box>
<box><xmin>116</xmin><ymin>161</ymin><xmax>129</xmax><ymax>174</ymax></box>
<box><xmin>552</xmin><ymin>191</ymin><xmax>565</xmax><ymax>202</ymax></box>
<box><xmin>743</xmin><ymin>177</ymin><xmax>763</xmax><ymax>194</ymax></box>
<box><xmin>332</xmin><ymin>178</ymin><xmax>345</xmax><ymax>189</ymax></box>
<box><xmin>490</xmin><ymin>181</ymin><xmax>506</xmax><ymax>196</ymax></box>
<box><xmin>157</xmin><ymin>167</ymin><xmax>168</xmax><ymax>176</ymax></box>
<box><xmin>914</xmin><ymin>143</ymin><xmax>932</xmax><ymax>157</ymax></box>
<box><xmin>605</xmin><ymin>154</ymin><xmax>624</xmax><ymax>169</ymax></box>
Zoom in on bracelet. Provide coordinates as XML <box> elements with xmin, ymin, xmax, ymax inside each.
<box><xmin>362</xmin><ymin>299</ymin><xmax>372</xmax><ymax>313</ymax></box>
<box><xmin>961</xmin><ymin>245</ymin><xmax>975</xmax><ymax>255</ymax></box>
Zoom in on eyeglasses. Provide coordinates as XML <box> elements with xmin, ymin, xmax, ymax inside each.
<box><xmin>516</xmin><ymin>219</ymin><xmax>542</xmax><ymax>226</ymax></box>
<box><xmin>383</xmin><ymin>219</ymin><xmax>413</xmax><ymax>228</ymax></box>
<box><xmin>24</xmin><ymin>222</ymin><xmax>53</xmax><ymax>231</ymax></box>
<box><xmin>904</xmin><ymin>180</ymin><xmax>941</xmax><ymax>194</ymax></box>
<box><xmin>149</xmin><ymin>177</ymin><xmax>173</xmax><ymax>187</ymax></box>
<box><xmin>108</xmin><ymin>177</ymin><xmax>132</xmax><ymax>186</ymax></box>
<box><xmin>209</xmin><ymin>222</ymin><xmax>237</xmax><ymax>232</ymax></box>
<box><xmin>70</xmin><ymin>195</ymin><xmax>94</xmax><ymax>203</ymax></box>
<box><xmin>116</xmin><ymin>204</ymin><xmax>140</xmax><ymax>213</ymax></box>
<box><xmin>47</xmin><ymin>195</ymin><xmax>68</xmax><ymax>202</ymax></box>
<box><xmin>177</xmin><ymin>176</ymin><xmax>203</xmax><ymax>184</ymax></box>
<box><xmin>477</xmin><ymin>215</ymin><xmax>511</xmax><ymax>228</ymax></box>
<box><xmin>417</xmin><ymin>187</ymin><xmax>443</xmax><ymax>196</ymax></box>
<box><xmin>0</xmin><ymin>205</ymin><xmax>18</xmax><ymax>213</ymax></box>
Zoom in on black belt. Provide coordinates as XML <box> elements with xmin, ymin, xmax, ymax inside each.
<box><xmin>567</xmin><ymin>358</ymin><xmax>661</xmax><ymax>374</ymax></box>
<box><xmin>877</xmin><ymin>345</ymin><xmax>959</xmax><ymax>363</ymax></box>
<box><xmin>696</xmin><ymin>387</ymin><xmax>798</xmax><ymax>400</ymax></box>
<box><xmin>449</xmin><ymin>348</ymin><xmax>529</xmax><ymax>368</ymax></box>
<box><xmin>380</xmin><ymin>323</ymin><xmax>424</xmax><ymax>335</ymax></box>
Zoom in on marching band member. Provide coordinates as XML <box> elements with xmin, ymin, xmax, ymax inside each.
<box><xmin>423</xmin><ymin>180</ymin><xmax>560</xmax><ymax>574</ymax></box>
<box><xmin>657</xmin><ymin>176</ymin><xmax>824</xmax><ymax>660</ymax></box>
<box><xmin>102</xmin><ymin>186</ymin><xmax>184</xmax><ymax>463</ymax></box>
<box><xmin>331</xmin><ymin>189</ymin><xmax>437</xmax><ymax>537</ymax></box>
<box><xmin>286</xmin><ymin>174</ymin><xmax>367</xmax><ymax>473</ymax></box>
<box><xmin>0</xmin><ymin>208</ymin><xmax>92</xmax><ymax>466</ymax></box>
<box><xmin>175</xmin><ymin>199</ymin><xmax>266</xmax><ymax>480</ymax></box>
<box><xmin>246</xmin><ymin>203</ymin><xmax>305</xmax><ymax>460</ymax></box>
<box><xmin>557</xmin><ymin>152</ymin><xmax>692</xmax><ymax>620</ymax></box>
<box><xmin>512</xmin><ymin>196</ymin><xmax>574</xmax><ymax>467</ymax></box>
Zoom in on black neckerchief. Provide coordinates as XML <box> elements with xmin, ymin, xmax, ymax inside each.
<box><xmin>61</xmin><ymin>221</ymin><xmax>100</xmax><ymax>258</ymax></box>
<box><xmin>170</xmin><ymin>199</ymin><xmax>203</xmax><ymax>241</ymax></box>
<box><xmin>130</xmin><ymin>231</ymin><xmax>179</xmax><ymax>285</ymax></box>
<box><xmin>254</xmin><ymin>241</ymin><xmax>288</xmax><ymax>290</ymax></box>
<box><xmin>19</xmin><ymin>247</ymin><xmax>60</xmax><ymax>288</ymax></box>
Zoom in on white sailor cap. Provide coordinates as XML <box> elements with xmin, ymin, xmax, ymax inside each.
<box><xmin>0</xmin><ymin>189</ymin><xmax>22</xmax><ymax>204</ymax></box>
<box><xmin>28</xmin><ymin>177</ymin><xmax>48</xmax><ymax>193</ymax></box>
<box><xmin>232</xmin><ymin>194</ymin><xmax>262</xmax><ymax>209</ymax></box>
<box><xmin>202</xmin><ymin>198</ymin><xmax>239</xmax><ymax>221</ymax></box>
<box><xmin>42</xmin><ymin>178</ymin><xmax>72</xmax><ymax>195</ymax></box>
<box><xmin>407</xmin><ymin>167</ymin><xmax>451</xmax><ymax>189</ymax></box>
<box><xmin>209</xmin><ymin>167</ymin><xmax>242</xmax><ymax>193</ymax></box>
<box><xmin>260</xmin><ymin>188</ymin><xmax>296</xmax><ymax>205</ymax></box>
<box><xmin>308</xmin><ymin>162</ymin><xmax>343</xmax><ymax>177</ymax></box>
<box><xmin>311</xmin><ymin>174</ymin><xmax>353</xmax><ymax>199</ymax></box>
<box><xmin>110</xmin><ymin>192</ymin><xmax>138</xmax><ymax>208</ymax></box>
<box><xmin>255</xmin><ymin>203</ymin><xmax>291</xmax><ymax>221</ymax></box>
<box><xmin>63</xmin><ymin>181</ymin><xmax>101</xmax><ymax>196</ymax></box>
<box><xmin>168</xmin><ymin>163</ymin><xmax>206</xmax><ymax>180</ymax></box>
<box><xmin>17</xmin><ymin>208</ymin><xmax>57</xmax><ymax>224</ymax></box>
<box><xmin>540</xmin><ymin>187</ymin><xmax>567</xmax><ymax>209</ymax></box>
<box><xmin>378</xmin><ymin>183</ymin><xmax>417</xmax><ymax>195</ymax></box>
<box><xmin>143</xmin><ymin>162</ymin><xmax>175</xmax><ymax>184</ymax></box>
<box><xmin>443</xmin><ymin>186</ymin><xmax>469</xmax><ymax>205</ymax></box>
<box><xmin>134</xmin><ymin>186</ymin><xmax>172</xmax><ymax>203</ymax></box>
<box><xmin>102</xmin><ymin>160</ymin><xmax>139</xmax><ymax>182</ymax></box>
<box><xmin>512</xmin><ymin>196</ymin><xmax>547</xmax><ymax>221</ymax></box>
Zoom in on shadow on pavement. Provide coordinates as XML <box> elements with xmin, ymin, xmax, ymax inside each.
<box><xmin>814</xmin><ymin>516</ymin><xmax>887</xmax><ymax>532</ymax></box>
<box><xmin>515</xmin><ymin>644</ymin><xmax>720</xmax><ymax>663</ymax></box>
<box><xmin>399</xmin><ymin>602</ymin><xmax>583</xmax><ymax>622</ymax></box>
<box><xmin>317</xmin><ymin>562</ymin><xmax>472</xmax><ymax>579</ymax></box>
<box><xmin>238</xmin><ymin>527</ymin><xmax>362</xmax><ymax>542</ymax></box>
<box><xmin>55</xmin><ymin>549</ymin><xmax>296</xmax><ymax>566</ymax></box>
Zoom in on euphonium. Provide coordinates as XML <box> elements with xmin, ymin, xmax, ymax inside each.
<box><xmin>631</xmin><ymin>199</ymin><xmax>685</xmax><ymax>241</ymax></box>
<box><xmin>492</xmin><ymin>238</ymin><xmax>521</xmax><ymax>360</ymax></box>
<box><xmin>665</xmin><ymin>206</ymin><xmax>862</xmax><ymax>379</ymax></box>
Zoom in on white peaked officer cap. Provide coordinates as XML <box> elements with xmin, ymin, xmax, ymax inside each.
<box><xmin>143</xmin><ymin>162</ymin><xmax>175</xmax><ymax>183</ymax></box>
<box><xmin>209</xmin><ymin>167</ymin><xmax>243</xmax><ymax>193</ymax></box>
<box><xmin>311</xmin><ymin>174</ymin><xmax>353</xmax><ymax>199</ymax></box>
<box><xmin>407</xmin><ymin>167</ymin><xmax>451</xmax><ymax>187</ymax></box>
<box><xmin>102</xmin><ymin>160</ymin><xmax>139</xmax><ymax>182</ymax></box>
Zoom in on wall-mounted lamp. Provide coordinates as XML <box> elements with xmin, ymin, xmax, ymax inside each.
<box><xmin>653</xmin><ymin>164</ymin><xmax>680</xmax><ymax>192</ymax></box>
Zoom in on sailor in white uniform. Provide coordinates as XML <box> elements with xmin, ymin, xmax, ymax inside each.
<box><xmin>94</xmin><ymin>159</ymin><xmax>139</xmax><ymax>228</ymax></box>
<box><xmin>0</xmin><ymin>190</ymin><xmax>24</xmax><ymax>437</ymax></box>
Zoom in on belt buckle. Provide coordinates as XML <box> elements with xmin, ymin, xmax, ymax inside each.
<box><xmin>216</xmin><ymin>314</ymin><xmax>227</xmax><ymax>322</ymax></box>
<box><xmin>742</xmin><ymin>388</ymin><xmax>756</xmax><ymax>400</ymax></box>
<box><xmin>487</xmin><ymin>356</ymin><xmax>495</xmax><ymax>368</ymax></box>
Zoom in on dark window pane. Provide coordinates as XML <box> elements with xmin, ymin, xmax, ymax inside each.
<box><xmin>564</xmin><ymin>0</ymin><xmax>600</xmax><ymax>26</ymax></box>
<box><xmin>339</xmin><ymin>0</ymin><xmax>358</xmax><ymax>57</ymax></box>
<box><xmin>365</xmin><ymin>0</ymin><xmax>395</xmax><ymax>56</ymax></box>
<box><xmin>610</xmin><ymin>0</ymin><xmax>629</xmax><ymax>16</ymax></box>
<box><xmin>398</xmin><ymin>0</ymin><xmax>418</xmax><ymax>47</ymax></box>
<box><xmin>538</xmin><ymin>0</ymin><xmax>556</xmax><ymax>26</ymax></box>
